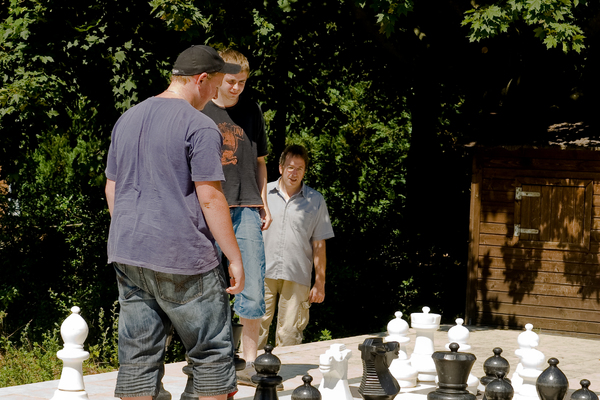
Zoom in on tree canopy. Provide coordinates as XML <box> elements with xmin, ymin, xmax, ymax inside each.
<box><xmin>1</xmin><ymin>0</ymin><xmax>598</xmax><ymax>351</ymax></box>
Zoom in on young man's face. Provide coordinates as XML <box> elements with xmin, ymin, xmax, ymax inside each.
<box><xmin>218</xmin><ymin>71</ymin><xmax>248</xmax><ymax>103</ymax></box>
<box><xmin>279</xmin><ymin>154</ymin><xmax>306</xmax><ymax>194</ymax></box>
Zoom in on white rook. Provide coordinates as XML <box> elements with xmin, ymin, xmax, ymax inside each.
<box><xmin>51</xmin><ymin>306</ymin><xmax>90</xmax><ymax>400</ymax></box>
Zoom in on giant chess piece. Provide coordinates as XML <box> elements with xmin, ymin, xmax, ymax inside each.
<box><xmin>410</xmin><ymin>306</ymin><xmax>441</xmax><ymax>382</ymax></box>
<box><xmin>536</xmin><ymin>358</ymin><xmax>568</xmax><ymax>400</ymax></box>
<box><xmin>292</xmin><ymin>374</ymin><xmax>322</xmax><ymax>400</ymax></box>
<box><xmin>252</xmin><ymin>344</ymin><xmax>283</xmax><ymax>400</ymax></box>
<box><xmin>512</xmin><ymin>324</ymin><xmax>540</xmax><ymax>391</ymax></box>
<box><xmin>427</xmin><ymin>343</ymin><xmax>476</xmax><ymax>400</ymax></box>
<box><xmin>358</xmin><ymin>337</ymin><xmax>401</xmax><ymax>400</ymax></box>
<box><xmin>385</xmin><ymin>311</ymin><xmax>418</xmax><ymax>388</ymax></box>
<box><xmin>513</xmin><ymin>334</ymin><xmax>545</xmax><ymax>400</ymax></box>
<box><xmin>480</xmin><ymin>348</ymin><xmax>511</xmax><ymax>395</ymax></box>
<box><xmin>445</xmin><ymin>318</ymin><xmax>480</xmax><ymax>395</ymax></box>
<box><xmin>51</xmin><ymin>306</ymin><xmax>90</xmax><ymax>400</ymax></box>
<box><xmin>571</xmin><ymin>380</ymin><xmax>599</xmax><ymax>400</ymax></box>
<box><xmin>485</xmin><ymin>372</ymin><xmax>514</xmax><ymax>400</ymax></box>
<box><xmin>319</xmin><ymin>343</ymin><xmax>353</xmax><ymax>400</ymax></box>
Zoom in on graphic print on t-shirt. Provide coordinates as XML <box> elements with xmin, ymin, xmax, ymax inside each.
<box><xmin>219</xmin><ymin>122</ymin><xmax>245</xmax><ymax>165</ymax></box>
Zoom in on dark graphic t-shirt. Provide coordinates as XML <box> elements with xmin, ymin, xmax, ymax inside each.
<box><xmin>202</xmin><ymin>96</ymin><xmax>268</xmax><ymax>206</ymax></box>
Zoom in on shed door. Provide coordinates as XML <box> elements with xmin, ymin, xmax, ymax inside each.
<box><xmin>513</xmin><ymin>177</ymin><xmax>593</xmax><ymax>251</ymax></box>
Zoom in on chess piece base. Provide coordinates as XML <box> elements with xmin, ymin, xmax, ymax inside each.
<box><xmin>50</xmin><ymin>389</ymin><xmax>89</xmax><ymax>400</ymax></box>
<box><xmin>428</xmin><ymin>389</ymin><xmax>477</xmax><ymax>400</ymax></box>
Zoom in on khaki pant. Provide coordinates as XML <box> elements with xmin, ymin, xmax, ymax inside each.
<box><xmin>258</xmin><ymin>278</ymin><xmax>310</xmax><ymax>348</ymax></box>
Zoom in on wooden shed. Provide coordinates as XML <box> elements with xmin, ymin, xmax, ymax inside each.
<box><xmin>465</xmin><ymin>124</ymin><xmax>600</xmax><ymax>338</ymax></box>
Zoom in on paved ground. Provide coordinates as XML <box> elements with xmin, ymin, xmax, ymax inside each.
<box><xmin>1</xmin><ymin>324</ymin><xmax>599</xmax><ymax>399</ymax></box>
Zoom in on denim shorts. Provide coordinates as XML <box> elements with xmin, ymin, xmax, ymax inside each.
<box><xmin>223</xmin><ymin>207</ymin><xmax>266</xmax><ymax>320</ymax></box>
<box><xmin>113</xmin><ymin>263</ymin><xmax>236</xmax><ymax>398</ymax></box>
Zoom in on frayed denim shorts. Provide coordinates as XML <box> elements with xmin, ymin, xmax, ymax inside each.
<box><xmin>113</xmin><ymin>263</ymin><xmax>236</xmax><ymax>398</ymax></box>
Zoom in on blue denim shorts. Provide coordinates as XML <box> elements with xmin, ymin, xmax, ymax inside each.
<box><xmin>113</xmin><ymin>263</ymin><xmax>236</xmax><ymax>398</ymax></box>
<box><xmin>227</xmin><ymin>207</ymin><xmax>266</xmax><ymax>319</ymax></box>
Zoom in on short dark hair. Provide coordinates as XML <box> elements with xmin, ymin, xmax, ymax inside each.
<box><xmin>279</xmin><ymin>144</ymin><xmax>309</xmax><ymax>168</ymax></box>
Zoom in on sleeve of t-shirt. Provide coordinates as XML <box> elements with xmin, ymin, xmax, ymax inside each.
<box><xmin>255</xmin><ymin>103</ymin><xmax>269</xmax><ymax>158</ymax></box>
<box><xmin>105</xmin><ymin>123</ymin><xmax>119</xmax><ymax>181</ymax></box>
<box><xmin>311</xmin><ymin>195</ymin><xmax>335</xmax><ymax>241</ymax></box>
<box><xmin>190</xmin><ymin>126</ymin><xmax>226</xmax><ymax>182</ymax></box>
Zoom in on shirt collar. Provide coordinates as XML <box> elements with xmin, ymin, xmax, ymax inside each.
<box><xmin>273</xmin><ymin>178</ymin><xmax>305</xmax><ymax>198</ymax></box>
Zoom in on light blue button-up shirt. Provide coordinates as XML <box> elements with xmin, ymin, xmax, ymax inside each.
<box><xmin>263</xmin><ymin>179</ymin><xmax>334</xmax><ymax>287</ymax></box>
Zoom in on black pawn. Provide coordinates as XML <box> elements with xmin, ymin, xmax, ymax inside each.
<box><xmin>485</xmin><ymin>371</ymin><xmax>514</xmax><ymax>400</ymax></box>
<box><xmin>571</xmin><ymin>380</ymin><xmax>599</xmax><ymax>400</ymax></box>
<box><xmin>291</xmin><ymin>374</ymin><xmax>321</xmax><ymax>400</ymax></box>
<box><xmin>481</xmin><ymin>348</ymin><xmax>511</xmax><ymax>400</ymax></box>
<box><xmin>537</xmin><ymin>358</ymin><xmax>569</xmax><ymax>400</ymax></box>
<box><xmin>358</xmin><ymin>337</ymin><xmax>400</xmax><ymax>400</ymax></box>
<box><xmin>252</xmin><ymin>344</ymin><xmax>283</xmax><ymax>400</ymax></box>
<box><xmin>481</xmin><ymin>348</ymin><xmax>511</xmax><ymax>387</ymax></box>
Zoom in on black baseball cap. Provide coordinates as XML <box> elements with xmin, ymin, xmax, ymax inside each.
<box><xmin>172</xmin><ymin>45</ymin><xmax>241</xmax><ymax>76</ymax></box>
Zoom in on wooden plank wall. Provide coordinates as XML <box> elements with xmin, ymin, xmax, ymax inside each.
<box><xmin>469</xmin><ymin>147</ymin><xmax>600</xmax><ymax>338</ymax></box>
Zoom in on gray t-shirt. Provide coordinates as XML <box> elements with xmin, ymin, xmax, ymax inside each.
<box><xmin>105</xmin><ymin>97</ymin><xmax>225</xmax><ymax>275</ymax></box>
<box><xmin>263</xmin><ymin>180</ymin><xmax>334</xmax><ymax>287</ymax></box>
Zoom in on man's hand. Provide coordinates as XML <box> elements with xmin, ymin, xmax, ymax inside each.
<box><xmin>260</xmin><ymin>207</ymin><xmax>272</xmax><ymax>231</ymax></box>
<box><xmin>309</xmin><ymin>283</ymin><xmax>325</xmax><ymax>303</ymax></box>
<box><xmin>226</xmin><ymin>260</ymin><xmax>245</xmax><ymax>295</ymax></box>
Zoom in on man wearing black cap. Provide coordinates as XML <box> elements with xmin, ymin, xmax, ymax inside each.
<box><xmin>105</xmin><ymin>45</ymin><xmax>244</xmax><ymax>400</ymax></box>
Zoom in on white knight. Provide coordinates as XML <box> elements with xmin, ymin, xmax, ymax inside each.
<box><xmin>319</xmin><ymin>343</ymin><xmax>353</xmax><ymax>400</ymax></box>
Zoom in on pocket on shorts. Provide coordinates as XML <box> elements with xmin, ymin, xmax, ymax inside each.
<box><xmin>114</xmin><ymin>263</ymin><xmax>142</xmax><ymax>300</ymax></box>
<box><xmin>155</xmin><ymin>271</ymin><xmax>203</xmax><ymax>304</ymax></box>
<box><xmin>297</xmin><ymin>300</ymin><xmax>311</xmax><ymax>332</ymax></box>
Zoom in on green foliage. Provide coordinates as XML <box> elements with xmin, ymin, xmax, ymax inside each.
<box><xmin>86</xmin><ymin>303</ymin><xmax>120</xmax><ymax>369</ymax></box>
<box><xmin>0</xmin><ymin>323</ymin><xmax>62</xmax><ymax>387</ymax></box>
<box><xmin>462</xmin><ymin>0</ymin><xmax>587</xmax><ymax>52</ymax></box>
<box><xmin>358</xmin><ymin>0</ymin><xmax>414</xmax><ymax>37</ymax></box>
<box><xmin>317</xmin><ymin>329</ymin><xmax>333</xmax><ymax>342</ymax></box>
<box><xmin>149</xmin><ymin>0</ymin><xmax>211</xmax><ymax>35</ymax></box>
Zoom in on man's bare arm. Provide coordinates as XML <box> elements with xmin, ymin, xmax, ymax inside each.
<box><xmin>105</xmin><ymin>179</ymin><xmax>116</xmax><ymax>217</ymax></box>
<box><xmin>309</xmin><ymin>239</ymin><xmax>326</xmax><ymax>303</ymax></box>
<box><xmin>257</xmin><ymin>156</ymin><xmax>272</xmax><ymax>230</ymax></box>
<box><xmin>195</xmin><ymin>181</ymin><xmax>245</xmax><ymax>294</ymax></box>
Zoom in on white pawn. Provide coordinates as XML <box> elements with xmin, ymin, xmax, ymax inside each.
<box><xmin>318</xmin><ymin>343</ymin><xmax>353</xmax><ymax>400</ymax></box>
<box><xmin>385</xmin><ymin>311</ymin><xmax>418</xmax><ymax>388</ymax></box>
<box><xmin>410</xmin><ymin>306</ymin><xmax>441</xmax><ymax>382</ymax></box>
<box><xmin>513</xmin><ymin>345</ymin><xmax>545</xmax><ymax>400</ymax></box>
<box><xmin>51</xmin><ymin>306</ymin><xmax>90</xmax><ymax>400</ymax></box>
<box><xmin>445</xmin><ymin>318</ymin><xmax>479</xmax><ymax>395</ymax></box>
<box><xmin>511</xmin><ymin>323</ymin><xmax>540</xmax><ymax>391</ymax></box>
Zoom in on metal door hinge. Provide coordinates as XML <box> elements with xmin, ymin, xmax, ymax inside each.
<box><xmin>515</xmin><ymin>187</ymin><xmax>540</xmax><ymax>200</ymax></box>
<box><xmin>514</xmin><ymin>224</ymin><xmax>540</xmax><ymax>237</ymax></box>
